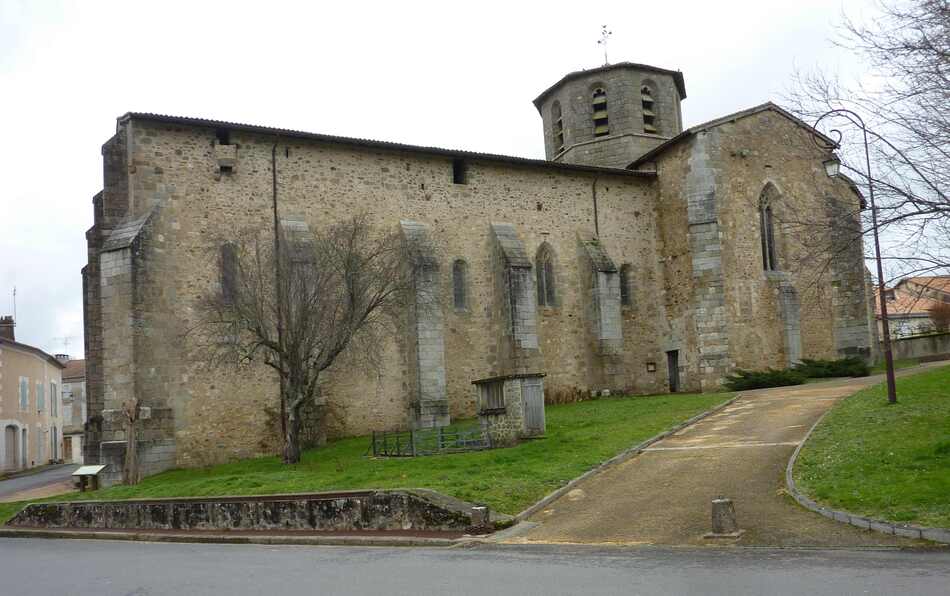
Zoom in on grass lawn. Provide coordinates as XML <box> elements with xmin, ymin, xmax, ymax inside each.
<box><xmin>871</xmin><ymin>358</ymin><xmax>919</xmax><ymax>374</ymax></box>
<box><xmin>794</xmin><ymin>365</ymin><xmax>950</xmax><ymax>528</ymax></box>
<box><xmin>0</xmin><ymin>392</ymin><xmax>730</xmax><ymax>524</ymax></box>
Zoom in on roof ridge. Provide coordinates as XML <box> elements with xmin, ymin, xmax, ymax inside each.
<box><xmin>0</xmin><ymin>337</ymin><xmax>67</xmax><ymax>369</ymax></box>
<box><xmin>627</xmin><ymin>102</ymin><xmax>836</xmax><ymax>168</ymax></box>
<box><xmin>120</xmin><ymin>112</ymin><xmax>654</xmax><ymax>179</ymax></box>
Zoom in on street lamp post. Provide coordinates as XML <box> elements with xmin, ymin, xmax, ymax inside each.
<box><xmin>814</xmin><ymin>109</ymin><xmax>897</xmax><ymax>404</ymax></box>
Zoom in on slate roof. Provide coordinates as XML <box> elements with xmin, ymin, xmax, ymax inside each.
<box><xmin>581</xmin><ymin>240</ymin><xmax>618</xmax><ymax>273</ymax></box>
<box><xmin>102</xmin><ymin>208</ymin><xmax>155</xmax><ymax>252</ymax></box>
<box><xmin>532</xmin><ymin>62</ymin><xmax>688</xmax><ymax>110</ymax></box>
<box><xmin>490</xmin><ymin>223</ymin><xmax>532</xmax><ymax>268</ymax></box>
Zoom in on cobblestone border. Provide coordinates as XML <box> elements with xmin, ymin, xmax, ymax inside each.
<box><xmin>785</xmin><ymin>409</ymin><xmax>950</xmax><ymax>545</ymax></box>
<box><xmin>515</xmin><ymin>393</ymin><xmax>743</xmax><ymax>521</ymax></box>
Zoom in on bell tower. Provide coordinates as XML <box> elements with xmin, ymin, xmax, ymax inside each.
<box><xmin>533</xmin><ymin>62</ymin><xmax>686</xmax><ymax>168</ymax></box>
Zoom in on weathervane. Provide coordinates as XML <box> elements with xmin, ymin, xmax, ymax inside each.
<box><xmin>597</xmin><ymin>25</ymin><xmax>613</xmax><ymax>65</ymax></box>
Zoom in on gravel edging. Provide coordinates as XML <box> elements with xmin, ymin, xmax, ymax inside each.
<box><xmin>785</xmin><ymin>407</ymin><xmax>950</xmax><ymax>545</ymax></box>
<box><xmin>514</xmin><ymin>393</ymin><xmax>742</xmax><ymax>522</ymax></box>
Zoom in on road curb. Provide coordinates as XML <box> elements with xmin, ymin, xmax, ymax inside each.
<box><xmin>0</xmin><ymin>527</ymin><xmax>460</xmax><ymax>547</ymax></box>
<box><xmin>514</xmin><ymin>393</ymin><xmax>743</xmax><ymax>522</ymax></box>
<box><xmin>785</xmin><ymin>402</ymin><xmax>950</xmax><ymax>546</ymax></box>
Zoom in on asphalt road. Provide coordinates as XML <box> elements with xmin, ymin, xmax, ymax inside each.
<box><xmin>0</xmin><ymin>464</ymin><xmax>78</xmax><ymax>499</ymax></box>
<box><xmin>1</xmin><ymin>539</ymin><xmax>948</xmax><ymax>595</ymax></box>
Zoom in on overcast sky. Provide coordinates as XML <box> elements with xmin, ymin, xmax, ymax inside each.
<box><xmin>0</xmin><ymin>0</ymin><xmax>878</xmax><ymax>358</ymax></box>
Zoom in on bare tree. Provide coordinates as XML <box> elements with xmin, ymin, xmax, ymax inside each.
<box><xmin>197</xmin><ymin>214</ymin><xmax>420</xmax><ymax>464</ymax></box>
<box><xmin>121</xmin><ymin>397</ymin><xmax>141</xmax><ymax>484</ymax></box>
<box><xmin>785</xmin><ymin>0</ymin><xmax>949</xmax><ymax>284</ymax></box>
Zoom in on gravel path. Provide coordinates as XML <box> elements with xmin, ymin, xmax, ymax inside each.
<box><xmin>513</xmin><ymin>372</ymin><xmax>939</xmax><ymax>547</ymax></box>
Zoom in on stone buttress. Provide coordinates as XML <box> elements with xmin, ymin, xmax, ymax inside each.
<box><xmin>489</xmin><ymin>223</ymin><xmax>541</xmax><ymax>375</ymax></box>
<box><xmin>685</xmin><ymin>130</ymin><xmax>732</xmax><ymax>389</ymax></box>
<box><xmin>399</xmin><ymin>221</ymin><xmax>450</xmax><ymax>429</ymax></box>
<box><xmin>580</xmin><ymin>238</ymin><xmax>624</xmax><ymax>390</ymax></box>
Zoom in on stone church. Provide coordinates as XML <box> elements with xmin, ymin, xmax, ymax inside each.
<box><xmin>82</xmin><ymin>61</ymin><xmax>874</xmax><ymax>481</ymax></box>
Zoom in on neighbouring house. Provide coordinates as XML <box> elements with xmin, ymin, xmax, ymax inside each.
<box><xmin>81</xmin><ymin>61</ymin><xmax>875</xmax><ymax>485</ymax></box>
<box><xmin>876</xmin><ymin>276</ymin><xmax>950</xmax><ymax>338</ymax></box>
<box><xmin>60</xmin><ymin>357</ymin><xmax>86</xmax><ymax>464</ymax></box>
<box><xmin>0</xmin><ymin>316</ymin><xmax>66</xmax><ymax>472</ymax></box>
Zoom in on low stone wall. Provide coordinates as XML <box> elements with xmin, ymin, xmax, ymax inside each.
<box><xmin>886</xmin><ymin>332</ymin><xmax>950</xmax><ymax>361</ymax></box>
<box><xmin>5</xmin><ymin>489</ymin><xmax>495</xmax><ymax>533</ymax></box>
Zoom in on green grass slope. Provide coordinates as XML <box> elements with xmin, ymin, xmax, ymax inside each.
<box><xmin>1</xmin><ymin>392</ymin><xmax>730</xmax><ymax>523</ymax></box>
<box><xmin>795</xmin><ymin>365</ymin><xmax>950</xmax><ymax>528</ymax></box>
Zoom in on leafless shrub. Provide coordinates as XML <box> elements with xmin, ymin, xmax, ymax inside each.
<box><xmin>784</xmin><ymin>0</ymin><xmax>950</xmax><ymax>287</ymax></box>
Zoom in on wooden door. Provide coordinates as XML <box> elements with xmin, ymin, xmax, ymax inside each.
<box><xmin>667</xmin><ymin>350</ymin><xmax>680</xmax><ymax>393</ymax></box>
<box><xmin>522</xmin><ymin>378</ymin><xmax>545</xmax><ymax>436</ymax></box>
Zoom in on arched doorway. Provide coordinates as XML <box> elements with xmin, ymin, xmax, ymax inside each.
<box><xmin>4</xmin><ymin>425</ymin><xmax>18</xmax><ymax>471</ymax></box>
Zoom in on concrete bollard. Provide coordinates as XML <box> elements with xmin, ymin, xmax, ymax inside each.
<box><xmin>470</xmin><ymin>505</ymin><xmax>491</xmax><ymax>530</ymax></box>
<box><xmin>705</xmin><ymin>497</ymin><xmax>743</xmax><ymax>538</ymax></box>
<box><xmin>711</xmin><ymin>497</ymin><xmax>738</xmax><ymax>534</ymax></box>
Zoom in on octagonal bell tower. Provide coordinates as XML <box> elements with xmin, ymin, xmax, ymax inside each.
<box><xmin>533</xmin><ymin>62</ymin><xmax>686</xmax><ymax>168</ymax></box>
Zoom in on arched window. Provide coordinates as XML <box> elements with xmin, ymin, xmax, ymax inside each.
<box><xmin>452</xmin><ymin>259</ymin><xmax>468</xmax><ymax>310</ymax></box>
<box><xmin>620</xmin><ymin>264</ymin><xmax>634</xmax><ymax>306</ymax></box>
<box><xmin>551</xmin><ymin>101</ymin><xmax>565</xmax><ymax>154</ymax></box>
<box><xmin>592</xmin><ymin>88</ymin><xmax>609</xmax><ymax>137</ymax></box>
<box><xmin>536</xmin><ymin>243</ymin><xmax>557</xmax><ymax>307</ymax></box>
<box><xmin>641</xmin><ymin>85</ymin><xmax>657</xmax><ymax>134</ymax></box>
<box><xmin>759</xmin><ymin>186</ymin><xmax>779</xmax><ymax>271</ymax></box>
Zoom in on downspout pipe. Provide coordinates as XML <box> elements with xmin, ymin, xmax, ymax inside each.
<box><xmin>592</xmin><ymin>176</ymin><xmax>600</xmax><ymax>237</ymax></box>
<box><xmin>271</xmin><ymin>140</ymin><xmax>288</xmax><ymax>446</ymax></box>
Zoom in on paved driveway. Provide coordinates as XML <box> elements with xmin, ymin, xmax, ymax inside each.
<box><xmin>0</xmin><ymin>464</ymin><xmax>78</xmax><ymax>502</ymax></box>
<box><xmin>513</xmin><ymin>372</ymin><xmax>937</xmax><ymax>547</ymax></box>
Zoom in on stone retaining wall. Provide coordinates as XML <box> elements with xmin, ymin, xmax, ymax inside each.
<box><xmin>6</xmin><ymin>489</ymin><xmax>490</xmax><ymax>533</ymax></box>
<box><xmin>886</xmin><ymin>332</ymin><xmax>950</xmax><ymax>362</ymax></box>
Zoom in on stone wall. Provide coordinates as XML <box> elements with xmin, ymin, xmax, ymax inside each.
<box><xmin>888</xmin><ymin>333</ymin><xmax>950</xmax><ymax>361</ymax></box>
<box><xmin>651</xmin><ymin>109</ymin><xmax>872</xmax><ymax>389</ymax></box>
<box><xmin>714</xmin><ymin>110</ymin><xmax>860</xmax><ymax>371</ymax></box>
<box><xmin>559</xmin><ymin>134</ymin><xmax>667</xmax><ymax>170</ymax></box>
<box><xmin>538</xmin><ymin>65</ymin><xmax>684</xmax><ymax>165</ymax></box>
<box><xmin>400</xmin><ymin>221</ymin><xmax>449</xmax><ymax>428</ymax></box>
<box><xmin>475</xmin><ymin>374</ymin><xmax>544</xmax><ymax>446</ymax></box>
<box><xmin>0</xmin><ymin>342</ymin><xmax>64</xmax><ymax>470</ymax></box>
<box><xmin>81</xmin><ymin>108</ymin><xmax>872</xmax><ymax>473</ymax></box>
<box><xmin>6</xmin><ymin>490</ymin><xmax>489</xmax><ymax>533</ymax></box>
<box><xmin>84</xmin><ymin>116</ymin><xmax>665</xmax><ymax>471</ymax></box>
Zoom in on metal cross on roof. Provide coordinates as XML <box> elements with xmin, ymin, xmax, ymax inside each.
<box><xmin>597</xmin><ymin>26</ymin><xmax>613</xmax><ymax>66</ymax></box>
